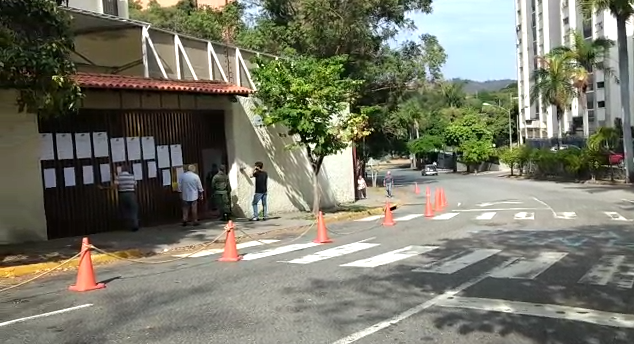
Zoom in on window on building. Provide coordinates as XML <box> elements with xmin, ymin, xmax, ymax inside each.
<box><xmin>598</xmin><ymin>100</ymin><xmax>605</xmax><ymax>108</ymax></box>
<box><xmin>597</xmin><ymin>81</ymin><xmax>605</xmax><ymax>88</ymax></box>
<box><xmin>563</xmin><ymin>17</ymin><xmax>569</xmax><ymax>25</ymax></box>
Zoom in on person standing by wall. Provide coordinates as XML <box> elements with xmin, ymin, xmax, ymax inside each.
<box><xmin>104</xmin><ymin>164</ymin><xmax>139</xmax><ymax>232</ymax></box>
<box><xmin>178</xmin><ymin>164</ymin><xmax>204</xmax><ymax>226</ymax></box>
<box><xmin>212</xmin><ymin>165</ymin><xmax>232</xmax><ymax>222</ymax></box>
<box><xmin>250</xmin><ymin>161</ymin><xmax>268</xmax><ymax>221</ymax></box>
<box><xmin>384</xmin><ymin>170</ymin><xmax>394</xmax><ymax>198</ymax></box>
<box><xmin>357</xmin><ymin>175</ymin><xmax>367</xmax><ymax>199</ymax></box>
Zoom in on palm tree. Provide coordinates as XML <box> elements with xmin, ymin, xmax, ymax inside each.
<box><xmin>579</xmin><ymin>0</ymin><xmax>634</xmax><ymax>182</ymax></box>
<box><xmin>439</xmin><ymin>82</ymin><xmax>465</xmax><ymax>108</ymax></box>
<box><xmin>551</xmin><ymin>30</ymin><xmax>617</xmax><ymax>137</ymax></box>
<box><xmin>530</xmin><ymin>53</ymin><xmax>579</xmax><ymax>147</ymax></box>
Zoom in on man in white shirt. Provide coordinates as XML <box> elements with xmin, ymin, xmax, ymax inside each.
<box><xmin>177</xmin><ymin>164</ymin><xmax>204</xmax><ymax>226</ymax></box>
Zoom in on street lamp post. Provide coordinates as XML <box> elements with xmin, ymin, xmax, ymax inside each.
<box><xmin>483</xmin><ymin>102</ymin><xmax>513</xmax><ymax>150</ymax></box>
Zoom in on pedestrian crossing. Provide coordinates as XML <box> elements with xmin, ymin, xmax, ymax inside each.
<box><xmin>354</xmin><ymin>210</ymin><xmax>633</xmax><ymax>222</ymax></box>
<box><xmin>174</xmin><ymin>238</ymin><xmax>634</xmax><ymax>289</ymax></box>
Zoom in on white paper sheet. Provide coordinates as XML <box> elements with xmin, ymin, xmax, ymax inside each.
<box><xmin>99</xmin><ymin>164</ymin><xmax>111</xmax><ymax>183</ymax></box>
<box><xmin>92</xmin><ymin>132</ymin><xmax>109</xmax><ymax>158</ymax></box>
<box><xmin>56</xmin><ymin>133</ymin><xmax>74</xmax><ymax>160</ymax></box>
<box><xmin>43</xmin><ymin>168</ymin><xmax>56</xmax><ymax>188</ymax></box>
<box><xmin>133</xmin><ymin>163</ymin><xmax>143</xmax><ymax>180</ymax></box>
<box><xmin>82</xmin><ymin>165</ymin><xmax>94</xmax><ymax>185</ymax></box>
<box><xmin>157</xmin><ymin>145</ymin><xmax>170</xmax><ymax>168</ymax></box>
<box><xmin>142</xmin><ymin>136</ymin><xmax>156</xmax><ymax>160</ymax></box>
<box><xmin>75</xmin><ymin>133</ymin><xmax>93</xmax><ymax>159</ymax></box>
<box><xmin>126</xmin><ymin>137</ymin><xmax>141</xmax><ymax>161</ymax></box>
<box><xmin>40</xmin><ymin>133</ymin><xmax>55</xmax><ymax>160</ymax></box>
<box><xmin>63</xmin><ymin>167</ymin><xmax>76</xmax><ymax>186</ymax></box>
<box><xmin>147</xmin><ymin>161</ymin><xmax>157</xmax><ymax>178</ymax></box>
<box><xmin>176</xmin><ymin>166</ymin><xmax>184</xmax><ymax>179</ymax></box>
<box><xmin>110</xmin><ymin>137</ymin><xmax>126</xmax><ymax>162</ymax></box>
<box><xmin>116</xmin><ymin>166</ymin><xmax>122</xmax><ymax>174</ymax></box>
<box><xmin>162</xmin><ymin>169</ymin><xmax>171</xmax><ymax>186</ymax></box>
<box><xmin>170</xmin><ymin>144</ymin><xmax>183</xmax><ymax>167</ymax></box>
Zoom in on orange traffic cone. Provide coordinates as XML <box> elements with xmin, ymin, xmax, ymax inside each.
<box><xmin>69</xmin><ymin>238</ymin><xmax>105</xmax><ymax>292</ymax></box>
<box><xmin>383</xmin><ymin>201</ymin><xmax>396</xmax><ymax>226</ymax></box>
<box><xmin>313</xmin><ymin>211</ymin><xmax>333</xmax><ymax>243</ymax></box>
<box><xmin>414</xmin><ymin>182</ymin><xmax>420</xmax><ymax>195</ymax></box>
<box><xmin>219</xmin><ymin>221</ymin><xmax>242</xmax><ymax>262</ymax></box>
<box><xmin>424</xmin><ymin>191</ymin><xmax>434</xmax><ymax>218</ymax></box>
<box><xmin>440</xmin><ymin>188</ymin><xmax>447</xmax><ymax>208</ymax></box>
<box><xmin>434</xmin><ymin>188</ymin><xmax>443</xmax><ymax>212</ymax></box>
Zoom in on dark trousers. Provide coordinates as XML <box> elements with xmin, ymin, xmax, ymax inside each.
<box><xmin>119</xmin><ymin>192</ymin><xmax>139</xmax><ymax>230</ymax></box>
<box><xmin>358</xmin><ymin>188</ymin><xmax>367</xmax><ymax>199</ymax></box>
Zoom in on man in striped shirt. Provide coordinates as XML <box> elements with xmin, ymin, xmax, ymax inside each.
<box><xmin>114</xmin><ymin>165</ymin><xmax>139</xmax><ymax>232</ymax></box>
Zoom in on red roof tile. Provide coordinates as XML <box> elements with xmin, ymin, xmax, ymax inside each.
<box><xmin>72</xmin><ymin>72</ymin><xmax>253</xmax><ymax>95</ymax></box>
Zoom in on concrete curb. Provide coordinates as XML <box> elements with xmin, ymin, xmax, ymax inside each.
<box><xmin>0</xmin><ymin>205</ymin><xmax>394</xmax><ymax>279</ymax></box>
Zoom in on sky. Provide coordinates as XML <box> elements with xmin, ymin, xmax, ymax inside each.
<box><xmin>394</xmin><ymin>0</ymin><xmax>517</xmax><ymax>81</ymax></box>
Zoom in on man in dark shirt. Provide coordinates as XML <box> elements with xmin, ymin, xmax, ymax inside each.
<box><xmin>250</xmin><ymin>161</ymin><xmax>268</xmax><ymax>221</ymax></box>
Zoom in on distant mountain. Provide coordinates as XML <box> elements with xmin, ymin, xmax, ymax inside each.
<box><xmin>449</xmin><ymin>78</ymin><xmax>516</xmax><ymax>94</ymax></box>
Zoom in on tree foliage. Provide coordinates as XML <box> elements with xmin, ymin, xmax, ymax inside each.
<box><xmin>0</xmin><ymin>0</ymin><xmax>82</xmax><ymax>116</ymax></box>
<box><xmin>444</xmin><ymin>111</ymin><xmax>494</xmax><ymax>167</ymax></box>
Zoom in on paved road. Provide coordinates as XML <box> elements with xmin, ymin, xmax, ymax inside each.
<box><xmin>3</xmin><ymin>170</ymin><xmax>634</xmax><ymax>343</ymax></box>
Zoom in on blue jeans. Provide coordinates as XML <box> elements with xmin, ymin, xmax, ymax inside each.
<box><xmin>252</xmin><ymin>193</ymin><xmax>268</xmax><ymax>219</ymax></box>
<box><xmin>386</xmin><ymin>184</ymin><xmax>393</xmax><ymax>197</ymax></box>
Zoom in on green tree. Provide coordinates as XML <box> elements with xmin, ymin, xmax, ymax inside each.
<box><xmin>579</xmin><ymin>0</ymin><xmax>634</xmax><ymax>182</ymax></box>
<box><xmin>444</xmin><ymin>111</ymin><xmax>494</xmax><ymax>172</ymax></box>
<box><xmin>498</xmin><ymin>147</ymin><xmax>520</xmax><ymax>176</ymax></box>
<box><xmin>0</xmin><ymin>0</ymin><xmax>82</xmax><ymax>115</ymax></box>
<box><xmin>530</xmin><ymin>53</ymin><xmax>578</xmax><ymax>146</ymax></box>
<box><xmin>251</xmin><ymin>55</ymin><xmax>371</xmax><ymax>214</ymax></box>
<box><xmin>551</xmin><ymin>30</ymin><xmax>616</xmax><ymax>136</ymax></box>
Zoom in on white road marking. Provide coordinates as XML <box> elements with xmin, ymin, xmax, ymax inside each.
<box><xmin>354</xmin><ymin>215</ymin><xmax>383</xmax><ymax>222</ymax></box>
<box><xmin>475</xmin><ymin>212</ymin><xmax>496</xmax><ymax>220</ymax></box>
<box><xmin>413</xmin><ymin>249</ymin><xmax>501</xmax><ymax>274</ymax></box>
<box><xmin>477</xmin><ymin>201</ymin><xmax>522</xmax><ymax>207</ymax></box>
<box><xmin>611</xmin><ymin>260</ymin><xmax>634</xmax><ymax>289</ymax></box>
<box><xmin>578</xmin><ymin>255</ymin><xmax>625</xmax><ymax>286</ymax></box>
<box><xmin>604</xmin><ymin>211</ymin><xmax>631</xmax><ymax>221</ymax></box>
<box><xmin>341</xmin><ymin>246</ymin><xmax>438</xmax><ymax>268</ymax></box>
<box><xmin>554</xmin><ymin>212</ymin><xmax>576</xmax><ymax>219</ymax></box>
<box><xmin>452</xmin><ymin>207</ymin><xmax>541</xmax><ymax>212</ymax></box>
<box><xmin>513</xmin><ymin>212</ymin><xmax>535</xmax><ymax>220</ymax></box>
<box><xmin>283</xmin><ymin>242</ymin><xmax>379</xmax><ymax>264</ymax></box>
<box><xmin>330</xmin><ymin>258</ymin><xmax>518</xmax><ymax>344</ymax></box>
<box><xmin>242</xmin><ymin>242</ymin><xmax>321</xmax><ymax>261</ymax></box>
<box><xmin>0</xmin><ymin>304</ymin><xmax>93</xmax><ymax>328</ymax></box>
<box><xmin>435</xmin><ymin>297</ymin><xmax>634</xmax><ymax>328</ymax></box>
<box><xmin>172</xmin><ymin>240</ymin><xmax>280</xmax><ymax>258</ymax></box>
<box><xmin>432</xmin><ymin>213</ymin><xmax>459</xmax><ymax>220</ymax></box>
<box><xmin>393</xmin><ymin>214</ymin><xmax>423</xmax><ymax>221</ymax></box>
<box><xmin>489</xmin><ymin>252</ymin><xmax>567</xmax><ymax>279</ymax></box>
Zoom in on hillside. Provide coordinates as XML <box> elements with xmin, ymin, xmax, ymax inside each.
<box><xmin>449</xmin><ymin>78</ymin><xmax>516</xmax><ymax>94</ymax></box>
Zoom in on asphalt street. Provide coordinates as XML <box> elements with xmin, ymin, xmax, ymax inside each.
<box><xmin>3</xmin><ymin>170</ymin><xmax>634</xmax><ymax>344</ymax></box>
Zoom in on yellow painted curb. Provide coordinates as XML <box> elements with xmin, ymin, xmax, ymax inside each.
<box><xmin>324</xmin><ymin>204</ymin><xmax>399</xmax><ymax>223</ymax></box>
<box><xmin>0</xmin><ymin>249</ymin><xmax>148</xmax><ymax>279</ymax></box>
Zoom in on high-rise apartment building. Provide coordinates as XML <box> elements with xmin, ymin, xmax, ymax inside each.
<box><xmin>515</xmin><ymin>0</ymin><xmax>634</xmax><ymax>139</ymax></box>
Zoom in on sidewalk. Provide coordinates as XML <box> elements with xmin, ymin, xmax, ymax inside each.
<box><xmin>0</xmin><ymin>188</ymin><xmax>414</xmax><ymax>278</ymax></box>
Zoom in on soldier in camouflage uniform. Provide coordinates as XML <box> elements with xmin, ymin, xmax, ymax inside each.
<box><xmin>211</xmin><ymin>165</ymin><xmax>232</xmax><ymax>221</ymax></box>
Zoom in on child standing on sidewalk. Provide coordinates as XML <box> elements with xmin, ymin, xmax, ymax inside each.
<box><xmin>357</xmin><ymin>175</ymin><xmax>367</xmax><ymax>199</ymax></box>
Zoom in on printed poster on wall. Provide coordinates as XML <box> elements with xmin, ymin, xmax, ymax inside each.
<box><xmin>142</xmin><ymin>137</ymin><xmax>156</xmax><ymax>160</ymax></box>
<box><xmin>63</xmin><ymin>167</ymin><xmax>76</xmax><ymax>187</ymax></box>
<box><xmin>161</xmin><ymin>169</ymin><xmax>171</xmax><ymax>186</ymax></box>
<box><xmin>170</xmin><ymin>144</ymin><xmax>183</xmax><ymax>167</ymax></box>
<box><xmin>133</xmin><ymin>163</ymin><xmax>143</xmax><ymax>181</ymax></box>
<box><xmin>126</xmin><ymin>137</ymin><xmax>141</xmax><ymax>161</ymax></box>
<box><xmin>110</xmin><ymin>137</ymin><xmax>126</xmax><ymax>162</ymax></box>
<box><xmin>99</xmin><ymin>164</ymin><xmax>111</xmax><ymax>183</ymax></box>
<box><xmin>74</xmin><ymin>133</ymin><xmax>93</xmax><ymax>159</ymax></box>
<box><xmin>43</xmin><ymin>168</ymin><xmax>56</xmax><ymax>188</ymax></box>
<box><xmin>40</xmin><ymin>133</ymin><xmax>55</xmax><ymax>161</ymax></box>
<box><xmin>147</xmin><ymin>161</ymin><xmax>157</xmax><ymax>178</ymax></box>
<box><xmin>157</xmin><ymin>145</ymin><xmax>170</xmax><ymax>169</ymax></box>
<box><xmin>82</xmin><ymin>165</ymin><xmax>94</xmax><ymax>185</ymax></box>
<box><xmin>56</xmin><ymin>133</ymin><xmax>74</xmax><ymax>160</ymax></box>
<box><xmin>92</xmin><ymin>132</ymin><xmax>109</xmax><ymax>158</ymax></box>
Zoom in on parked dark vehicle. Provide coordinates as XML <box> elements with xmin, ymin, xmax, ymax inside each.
<box><xmin>422</xmin><ymin>164</ymin><xmax>438</xmax><ymax>176</ymax></box>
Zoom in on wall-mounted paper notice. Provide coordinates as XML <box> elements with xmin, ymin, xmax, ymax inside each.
<box><xmin>56</xmin><ymin>133</ymin><xmax>74</xmax><ymax>160</ymax></box>
<box><xmin>82</xmin><ymin>165</ymin><xmax>94</xmax><ymax>185</ymax></box>
<box><xmin>147</xmin><ymin>161</ymin><xmax>157</xmax><ymax>178</ymax></box>
<box><xmin>170</xmin><ymin>144</ymin><xmax>183</xmax><ymax>167</ymax></box>
<box><xmin>162</xmin><ymin>169</ymin><xmax>171</xmax><ymax>186</ymax></box>
<box><xmin>176</xmin><ymin>166</ymin><xmax>184</xmax><ymax>179</ymax></box>
<box><xmin>63</xmin><ymin>167</ymin><xmax>76</xmax><ymax>187</ymax></box>
<box><xmin>157</xmin><ymin>145</ymin><xmax>170</xmax><ymax>168</ymax></box>
<box><xmin>133</xmin><ymin>163</ymin><xmax>143</xmax><ymax>181</ymax></box>
<box><xmin>40</xmin><ymin>134</ymin><xmax>55</xmax><ymax>161</ymax></box>
<box><xmin>126</xmin><ymin>137</ymin><xmax>141</xmax><ymax>161</ymax></box>
<box><xmin>43</xmin><ymin>168</ymin><xmax>56</xmax><ymax>188</ymax></box>
<box><xmin>75</xmin><ymin>133</ymin><xmax>93</xmax><ymax>159</ymax></box>
<box><xmin>92</xmin><ymin>132</ymin><xmax>109</xmax><ymax>158</ymax></box>
<box><xmin>100</xmin><ymin>164</ymin><xmax>111</xmax><ymax>183</ymax></box>
<box><xmin>142</xmin><ymin>136</ymin><xmax>156</xmax><ymax>160</ymax></box>
<box><xmin>110</xmin><ymin>137</ymin><xmax>126</xmax><ymax>162</ymax></box>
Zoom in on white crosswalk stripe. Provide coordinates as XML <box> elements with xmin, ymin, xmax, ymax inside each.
<box><xmin>578</xmin><ymin>255</ymin><xmax>634</xmax><ymax>288</ymax></box>
<box><xmin>412</xmin><ymin>249</ymin><xmax>501</xmax><ymax>274</ymax></box>
<box><xmin>282</xmin><ymin>241</ymin><xmax>379</xmax><ymax>264</ymax></box>
<box><xmin>341</xmin><ymin>245</ymin><xmax>438</xmax><ymax>268</ymax></box>
<box><xmin>172</xmin><ymin>240</ymin><xmax>280</xmax><ymax>258</ymax></box>
<box><xmin>489</xmin><ymin>252</ymin><xmax>567</xmax><ymax>279</ymax></box>
<box><xmin>352</xmin><ymin>210</ymin><xmax>627</xmax><ymax>222</ymax></box>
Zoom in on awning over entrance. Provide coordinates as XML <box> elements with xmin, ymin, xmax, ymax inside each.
<box><xmin>73</xmin><ymin>72</ymin><xmax>254</xmax><ymax>96</ymax></box>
